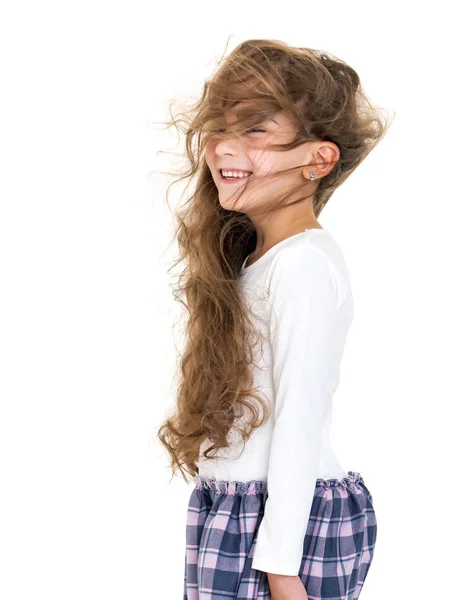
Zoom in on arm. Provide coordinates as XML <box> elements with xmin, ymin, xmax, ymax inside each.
<box><xmin>251</xmin><ymin>245</ymin><xmax>339</xmax><ymax>577</ymax></box>
<box><xmin>267</xmin><ymin>572</ymin><xmax>309</xmax><ymax>600</ymax></box>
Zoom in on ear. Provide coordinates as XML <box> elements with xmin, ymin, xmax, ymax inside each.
<box><xmin>314</xmin><ymin>142</ymin><xmax>340</xmax><ymax>178</ymax></box>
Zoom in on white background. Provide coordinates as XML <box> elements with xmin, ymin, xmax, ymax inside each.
<box><xmin>1</xmin><ymin>1</ymin><xmax>448</xmax><ymax>598</ymax></box>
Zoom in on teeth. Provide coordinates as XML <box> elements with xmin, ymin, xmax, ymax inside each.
<box><xmin>221</xmin><ymin>170</ymin><xmax>251</xmax><ymax>178</ymax></box>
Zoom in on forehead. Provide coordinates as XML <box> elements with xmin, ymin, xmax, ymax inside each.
<box><xmin>224</xmin><ymin>100</ymin><xmax>288</xmax><ymax>126</ymax></box>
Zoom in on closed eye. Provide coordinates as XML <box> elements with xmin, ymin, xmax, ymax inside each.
<box><xmin>210</xmin><ymin>128</ymin><xmax>266</xmax><ymax>134</ymax></box>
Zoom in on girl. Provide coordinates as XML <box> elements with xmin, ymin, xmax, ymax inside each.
<box><xmin>157</xmin><ymin>39</ymin><xmax>391</xmax><ymax>599</ymax></box>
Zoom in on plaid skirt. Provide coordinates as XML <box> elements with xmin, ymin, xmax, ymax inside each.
<box><xmin>183</xmin><ymin>471</ymin><xmax>377</xmax><ymax>600</ymax></box>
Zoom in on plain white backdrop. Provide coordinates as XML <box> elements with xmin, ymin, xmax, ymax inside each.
<box><xmin>1</xmin><ymin>1</ymin><xmax>448</xmax><ymax>598</ymax></box>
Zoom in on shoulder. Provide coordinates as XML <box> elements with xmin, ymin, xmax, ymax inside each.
<box><xmin>272</xmin><ymin>241</ymin><xmax>333</xmax><ymax>268</ymax></box>
<box><xmin>269</xmin><ymin>242</ymin><xmax>339</xmax><ymax>297</ymax></box>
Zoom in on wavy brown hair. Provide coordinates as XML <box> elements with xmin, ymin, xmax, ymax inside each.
<box><xmin>155</xmin><ymin>38</ymin><xmax>393</xmax><ymax>483</ymax></box>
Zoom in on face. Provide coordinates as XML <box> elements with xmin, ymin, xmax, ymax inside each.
<box><xmin>205</xmin><ymin>102</ymin><xmax>312</xmax><ymax>214</ymax></box>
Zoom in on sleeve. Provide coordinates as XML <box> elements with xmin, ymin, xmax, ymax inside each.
<box><xmin>251</xmin><ymin>245</ymin><xmax>339</xmax><ymax>576</ymax></box>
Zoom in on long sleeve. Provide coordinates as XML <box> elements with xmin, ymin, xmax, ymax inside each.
<box><xmin>251</xmin><ymin>244</ymin><xmax>339</xmax><ymax>576</ymax></box>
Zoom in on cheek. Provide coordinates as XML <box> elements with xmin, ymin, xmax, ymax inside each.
<box><xmin>205</xmin><ymin>142</ymin><xmax>212</xmax><ymax>160</ymax></box>
<box><xmin>205</xmin><ymin>145</ymin><xmax>215</xmax><ymax>172</ymax></box>
<box><xmin>249</xmin><ymin>150</ymin><xmax>279</xmax><ymax>175</ymax></box>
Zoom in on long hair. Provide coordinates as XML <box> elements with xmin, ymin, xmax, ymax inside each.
<box><xmin>156</xmin><ymin>38</ymin><xmax>393</xmax><ymax>483</ymax></box>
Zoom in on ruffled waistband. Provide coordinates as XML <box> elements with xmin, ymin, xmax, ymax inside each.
<box><xmin>193</xmin><ymin>470</ymin><xmax>364</xmax><ymax>495</ymax></box>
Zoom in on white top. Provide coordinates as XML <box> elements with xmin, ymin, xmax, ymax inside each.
<box><xmin>198</xmin><ymin>228</ymin><xmax>355</xmax><ymax>576</ymax></box>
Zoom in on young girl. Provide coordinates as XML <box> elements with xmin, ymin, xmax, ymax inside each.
<box><xmin>157</xmin><ymin>39</ymin><xmax>391</xmax><ymax>600</ymax></box>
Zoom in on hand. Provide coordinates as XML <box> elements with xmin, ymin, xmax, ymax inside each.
<box><xmin>267</xmin><ymin>573</ymin><xmax>308</xmax><ymax>600</ymax></box>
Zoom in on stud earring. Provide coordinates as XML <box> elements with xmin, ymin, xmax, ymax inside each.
<box><xmin>310</xmin><ymin>171</ymin><xmax>315</xmax><ymax>180</ymax></box>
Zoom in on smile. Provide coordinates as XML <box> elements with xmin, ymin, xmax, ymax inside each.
<box><xmin>219</xmin><ymin>170</ymin><xmax>253</xmax><ymax>184</ymax></box>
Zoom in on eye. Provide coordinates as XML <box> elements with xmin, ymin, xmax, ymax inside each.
<box><xmin>209</xmin><ymin>127</ymin><xmax>266</xmax><ymax>134</ymax></box>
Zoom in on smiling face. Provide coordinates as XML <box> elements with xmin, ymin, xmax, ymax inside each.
<box><xmin>205</xmin><ymin>101</ymin><xmax>313</xmax><ymax>215</ymax></box>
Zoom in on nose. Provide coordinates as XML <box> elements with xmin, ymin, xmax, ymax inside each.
<box><xmin>213</xmin><ymin>134</ymin><xmax>244</xmax><ymax>157</ymax></box>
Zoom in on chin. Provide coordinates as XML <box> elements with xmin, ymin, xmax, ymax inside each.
<box><xmin>218</xmin><ymin>194</ymin><xmax>249</xmax><ymax>212</ymax></box>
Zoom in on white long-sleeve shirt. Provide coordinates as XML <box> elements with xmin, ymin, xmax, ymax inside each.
<box><xmin>198</xmin><ymin>228</ymin><xmax>355</xmax><ymax>576</ymax></box>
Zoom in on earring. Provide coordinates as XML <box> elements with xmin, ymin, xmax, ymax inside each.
<box><xmin>310</xmin><ymin>171</ymin><xmax>315</xmax><ymax>180</ymax></box>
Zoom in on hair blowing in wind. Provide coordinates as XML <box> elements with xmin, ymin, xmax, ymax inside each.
<box><xmin>155</xmin><ymin>38</ymin><xmax>393</xmax><ymax>483</ymax></box>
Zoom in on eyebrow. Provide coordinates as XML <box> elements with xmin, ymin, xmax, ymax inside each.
<box><xmin>231</xmin><ymin>101</ymin><xmax>279</xmax><ymax>126</ymax></box>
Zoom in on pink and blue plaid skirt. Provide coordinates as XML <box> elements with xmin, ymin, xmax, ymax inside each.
<box><xmin>184</xmin><ymin>470</ymin><xmax>376</xmax><ymax>599</ymax></box>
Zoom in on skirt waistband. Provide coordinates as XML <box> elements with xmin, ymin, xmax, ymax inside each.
<box><xmin>194</xmin><ymin>471</ymin><xmax>364</xmax><ymax>495</ymax></box>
